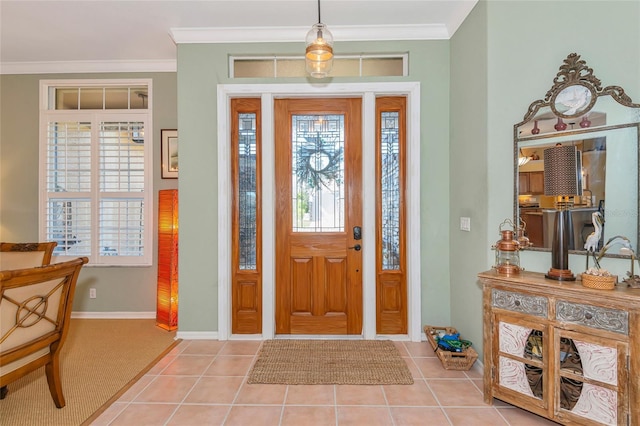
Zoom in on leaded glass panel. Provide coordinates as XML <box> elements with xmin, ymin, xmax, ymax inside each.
<box><xmin>291</xmin><ymin>114</ymin><xmax>344</xmax><ymax>232</ymax></box>
<box><xmin>381</xmin><ymin>111</ymin><xmax>400</xmax><ymax>270</ymax></box>
<box><xmin>238</xmin><ymin>113</ymin><xmax>258</xmax><ymax>269</ymax></box>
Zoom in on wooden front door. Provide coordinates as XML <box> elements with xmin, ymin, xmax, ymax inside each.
<box><xmin>275</xmin><ymin>98</ymin><xmax>362</xmax><ymax>335</ymax></box>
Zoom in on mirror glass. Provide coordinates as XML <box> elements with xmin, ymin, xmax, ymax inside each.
<box><xmin>514</xmin><ymin>53</ymin><xmax>640</xmax><ymax>255</ymax></box>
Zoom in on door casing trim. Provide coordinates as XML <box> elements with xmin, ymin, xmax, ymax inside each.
<box><xmin>217</xmin><ymin>82</ymin><xmax>421</xmax><ymax>341</ymax></box>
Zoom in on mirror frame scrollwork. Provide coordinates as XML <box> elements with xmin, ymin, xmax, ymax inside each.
<box><xmin>521</xmin><ymin>53</ymin><xmax>639</xmax><ymax>124</ymax></box>
<box><xmin>514</xmin><ymin>53</ymin><xmax>640</xmax><ymax>256</ymax></box>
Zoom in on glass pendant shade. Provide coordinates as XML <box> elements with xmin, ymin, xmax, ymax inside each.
<box><xmin>305</xmin><ymin>23</ymin><xmax>334</xmax><ymax>78</ymax></box>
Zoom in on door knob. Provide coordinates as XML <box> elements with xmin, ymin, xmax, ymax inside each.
<box><xmin>348</xmin><ymin>244</ymin><xmax>361</xmax><ymax>251</ymax></box>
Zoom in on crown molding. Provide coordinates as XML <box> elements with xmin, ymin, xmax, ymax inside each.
<box><xmin>1</xmin><ymin>23</ymin><xmax>454</xmax><ymax>75</ymax></box>
<box><xmin>0</xmin><ymin>59</ymin><xmax>176</xmax><ymax>75</ymax></box>
<box><xmin>169</xmin><ymin>24</ymin><xmax>450</xmax><ymax>44</ymax></box>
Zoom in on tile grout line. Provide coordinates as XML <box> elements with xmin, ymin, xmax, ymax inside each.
<box><xmin>333</xmin><ymin>385</ymin><xmax>339</xmax><ymax>426</ymax></box>
<box><xmin>412</xmin><ymin>343</ymin><xmax>456</xmax><ymax>426</ymax></box>
<box><xmin>278</xmin><ymin>385</ymin><xmax>289</xmax><ymax>426</ymax></box>
<box><xmin>100</xmin><ymin>340</ymin><xmax>191</xmax><ymax>425</ymax></box>
<box><xmin>221</xmin><ymin>341</ymin><xmax>263</xmax><ymax>425</ymax></box>
<box><xmin>379</xmin><ymin>375</ymin><xmax>396</xmax><ymax>426</ymax></box>
<box><xmin>163</xmin><ymin>341</ymin><xmax>225</xmax><ymax>426</ymax></box>
<box><xmin>413</xmin><ymin>346</ymin><xmax>455</xmax><ymax>426</ymax></box>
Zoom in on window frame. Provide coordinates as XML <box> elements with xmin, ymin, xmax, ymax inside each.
<box><xmin>229</xmin><ymin>54</ymin><xmax>409</xmax><ymax>78</ymax></box>
<box><xmin>38</xmin><ymin>79</ymin><xmax>153</xmax><ymax>266</ymax></box>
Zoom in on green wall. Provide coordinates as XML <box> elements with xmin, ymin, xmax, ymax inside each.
<box><xmin>450</xmin><ymin>0</ymin><xmax>640</xmax><ymax>357</ymax></box>
<box><xmin>176</xmin><ymin>40</ymin><xmax>453</xmax><ymax>332</ymax></box>
<box><xmin>0</xmin><ymin>72</ymin><xmax>177</xmax><ymax>313</ymax></box>
<box><xmin>450</xmin><ymin>0</ymin><xmax>489</xmax><ymax>355</ymax></box>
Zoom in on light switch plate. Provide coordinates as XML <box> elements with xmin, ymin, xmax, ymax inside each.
<box><xmin>460</xmin><ymin>217</ymin><xmax>471</xmax><ymax>232</ymax></box>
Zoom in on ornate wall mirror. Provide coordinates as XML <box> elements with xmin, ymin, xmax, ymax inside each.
<box><xmin>514</xmin><ymin>53</ymin><xmax>640</xmax><ymax>256</ymax></box>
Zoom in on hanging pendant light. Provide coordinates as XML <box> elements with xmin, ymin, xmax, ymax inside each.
<box><xmin>305</xmin><ymin>0</ymin><xmax>333</xmax><ymax>78</ymax></box>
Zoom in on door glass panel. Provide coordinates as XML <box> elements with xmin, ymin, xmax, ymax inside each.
<box><xmin>291</xmin><ymin>114</ymin><xmax>345</xmax><ymax>232</ymax></box>
<box><xmin>380</xmin><ymin>111</ymin><xmax>400</xmax><ymax>269</ymax></box>
<box><xmin>523</xmin><ymin>330</ymin><xmax>584</xmax><ymax>410</ymax></box>
<box><xmin>238</xmin><ymin>113</ymin><xmax>258</xmax><ymax>269</ymax></box>
<box><xmin>557</xmin><ymin>336</ymin><xmax>583</xmax><ymax>410</ymax></box>
<box><xmin>523</xmin><ymin>330</ymin><xmax>544</xmax><ymax>400</ymax></box>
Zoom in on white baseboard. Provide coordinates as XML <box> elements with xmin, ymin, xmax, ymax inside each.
<box><xmin>71</xmin><ymin>311</ymin><xmax>155</xmax><ymax>319</ymax></box>
<box><xmin>174</xmin><ymin>332</ymin><xmax>429</xmax><ymax>341</ymax></box>
<box><xmin>176</xmin><ymin>331</ymin><xmax>220</xmax><ymax>340</ymax></box>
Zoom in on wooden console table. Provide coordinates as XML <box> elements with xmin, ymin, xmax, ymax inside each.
<box><xmin>479</xmin><ymin>269</ymin><xmax>639</xmax><ymax>425</ymax></box>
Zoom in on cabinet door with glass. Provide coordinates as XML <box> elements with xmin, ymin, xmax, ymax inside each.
<box><xmin>491</xmin><ymin>313</ymin><xmax>551</xmax><ymax>416</ymax></box>
<box><xmin>553</xmin><ymin>329</ymin><xmax>628</xmax><ymax>426</ymax></box>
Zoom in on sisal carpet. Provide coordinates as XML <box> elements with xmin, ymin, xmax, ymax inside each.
<box><xmin>247</xmin><ymin>339</ymin><xmax>414</xmax><ymax>385</ymax></box>
<box><xmin>0</xmin><ymin>319</ymin><xmax>178</xmax><ymax>426</ymax></box>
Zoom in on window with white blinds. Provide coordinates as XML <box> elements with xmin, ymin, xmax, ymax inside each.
<box><xmin>40</xmin><ymin>80</ymin><xmax>152</xmax><ymax>266</ymax></box>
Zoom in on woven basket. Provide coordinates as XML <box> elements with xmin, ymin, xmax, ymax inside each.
<box><xmin>581</xmin><ymin>273</ymin><xmax>616</xmax><ymax>290</ymax></box>
<box><xmin>424</xmin><ymin>325</ymin><xmax>478</xmax><ymax>371</ymax></box>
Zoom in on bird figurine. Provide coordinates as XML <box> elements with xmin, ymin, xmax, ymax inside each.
<box><xmin>584</xmin><ymin>211</ymin><xmax>604</xmax><ymax>269</ymax></box>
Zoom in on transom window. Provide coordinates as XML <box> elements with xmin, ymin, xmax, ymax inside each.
<box><xmin>231</xmin><ymin>54</ymin><xmax>407</xmax><ymax>78</ymax></box>
<box><xmin>39</xmin><ymin>80</ymin><xmax>153</xmax><ymax>266</ymax></box>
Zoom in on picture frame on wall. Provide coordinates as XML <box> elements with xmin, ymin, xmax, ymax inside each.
<box><xmin>161</xmin><ymin>129</ymin><xmax>178</xmax><ymax>179</ymax></box>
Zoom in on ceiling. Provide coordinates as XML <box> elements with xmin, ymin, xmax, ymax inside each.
<box><xmin>0</xmin><ymin>0</ymin><xmax>478</xmax><ymax>74</ymax></box>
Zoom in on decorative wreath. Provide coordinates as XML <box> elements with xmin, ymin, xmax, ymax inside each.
<box><xmin>295</xmin><ymin>136</ymin><xmax>343</xmax><ymax>190</ymax></box>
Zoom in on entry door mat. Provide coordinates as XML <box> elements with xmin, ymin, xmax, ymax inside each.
<box><xmin>247</xmin><ymin>339</ymin><xmax>414</xmax><ymax>385</ymax></box>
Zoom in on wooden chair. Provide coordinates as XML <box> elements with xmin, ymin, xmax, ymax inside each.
<box><xmin>0</xmin><ymin>257</ymin><xmax>88</xmax><ymax>407</ymax></box>
<box><xmin>0</xmin><ymin>242</ymin><xmax>58</xmax><ymax>270</ymax></box>
<box><xmin>0</xmin><ymin>241</ymin><xmax>60</xmax><ymax>400</ymax></box>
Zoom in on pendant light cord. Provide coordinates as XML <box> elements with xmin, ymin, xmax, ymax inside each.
<box><xmin>317</xmin><ymin>0</ymin><xmax>321</xmax><ymax>24</ymax></box>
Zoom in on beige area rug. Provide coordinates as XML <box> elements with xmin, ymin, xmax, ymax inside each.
<box><xmin>247</xmin><ymin>339</ymin><xmax>414</xmax><ymax>385</ymax></box>
<box><xmin>0</xmin><ymin>319</ymin><xmax>178</xmax><ymax>426</ymax></box>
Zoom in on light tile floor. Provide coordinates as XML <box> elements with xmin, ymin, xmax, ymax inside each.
<box><xmin>91</xmin><ymin>340</ymin><xmax>558</xmax><ymax>425</ymax></box>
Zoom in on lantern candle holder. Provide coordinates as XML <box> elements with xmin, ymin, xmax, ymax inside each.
<box><xmin>494</xmin><ymin>219</ymin><xmax>521</xmax><ymax>275</ymax></box>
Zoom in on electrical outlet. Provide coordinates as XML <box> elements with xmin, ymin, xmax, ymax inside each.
<box><xmin>460</xmin><ymin>217</ymin><xmax>471</xmax><ymax>232</ymax></box>
<box><xmin>89</xmin><ymin>288</ymin><xmax>97</xmax><ymax>299</ymax></box>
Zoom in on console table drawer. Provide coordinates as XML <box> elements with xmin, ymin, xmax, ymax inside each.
<box><xmin>491</xmin><ymin>289</ymin><xmax>548</xmax><ymax>317</ymax></box>
<box><xmin>556</xmin><ymin>300</ymin><xmax>629</xmax><ymax>335</ymax></box>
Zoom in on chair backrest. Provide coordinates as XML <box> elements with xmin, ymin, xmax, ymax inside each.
<box><xmin>0</xmin><ymin>242</ymin><xmax>58</xmax><ymax>270</ymax></box>
<box><xmin>0</xmin><ymin>257</ymin><xmax>87</xmax><ymax>381</ymax></box>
